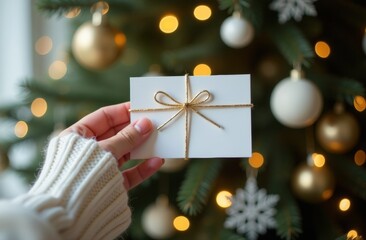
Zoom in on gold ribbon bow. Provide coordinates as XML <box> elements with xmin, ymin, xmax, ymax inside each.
<box><xmin>130</xmin><ymin>74</ymin><xmax>253</xmax><ymax>160</ymax></box>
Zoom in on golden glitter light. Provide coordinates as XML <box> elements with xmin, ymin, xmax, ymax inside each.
<box><xmin>339</xmin><ymin>198</ymin><xmax>351</xmax><ymax>211</ymax></box>
<box><xmin>354</xmin><ymin>95</ymin><xmax>366</xmax><ymax>112</ymax></box>
<box><xmin>35</xmin><ymin>36</ymin><xmax>53</xmax><ymax>55</ymax></box>
<box><xmin>14</xmin><ymin>121</ymin><xmax>28</xmax><ymax>138</ymax></box>
<box><xmin>31</xmin><ymin>98</ymin><xmax>48</xmax><ymax>117</ymax></box>
<box><xmin>315</xmin><ymin>41</ymin><xmax>331</xmax><ymax>58</ymax></box>
<box><xmin>193</xmin><ymin>5</ymin><xmax>212</xmax><ymax>21</ymax></box>
<box><xmin>159</xmin><ymin>15</ymin><xmax>179</xmax><ymax>34</ymax></box>
<box><xmin>249</xmin><ymin>152</ymin><xmax>264</xmax><ymax>168</ymax></box>
<box><xmin>193</xmin><ymin>63</ymin><xmax>211</xmax><ymax>76</ymax></box>
<box><xmin>216</xmin><ymin>190</ymin><xmax>232</xmax><ymax>208</ymax></box>
<box><xmin>49</xmin><ymin>60</ymin><xmax>67</xmax><ymax>80</ymax></box>
<box><xmin>312</xmin><ymin>153</ymin><xmax>325</xmax><ymax>168</ymax></box>
<box><xmin>173</xmin><ymin>216</ymin><xmax>190</xmax><ymax>231</ymax></box>
<box><xmin>354</xmin><ymin>150</ymin><xmax>366</xmax><ymax>166</ymax></box>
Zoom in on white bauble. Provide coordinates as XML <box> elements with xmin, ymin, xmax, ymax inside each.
<box><xmin>142</xmin><ymin>196</ymin><xmax>177</xmax><ymax>239</ymax></box>
<box><xmin>220</xmin><ymin>14</ymin><xmax>254</xmax><ymax>48</ymax></box>
<box><xmin>270</xmin><ymin>70</ymin><xmax>323</xmax><ymax>128</ymax></box>
<box><xmin>160</xmin><ymin>158</ymin><xmax>188</xmax><ymax>173</ymax></box>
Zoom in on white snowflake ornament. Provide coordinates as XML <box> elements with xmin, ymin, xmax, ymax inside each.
<box><xmin>225</xmin><ymin>177</ymin><xmax>280</xmax><ymax>240</ymax></box>
<box><xmin>270</xmin><ymin>0</ymin><xmax>317</xmax><ymax>24</ymax></box>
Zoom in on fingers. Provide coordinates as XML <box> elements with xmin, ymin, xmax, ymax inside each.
<box><xmin>123</xmin><ymin>158</ymin><xmax>164</xmax><ymax>190</ymax></box>
<box><xmin>98</xmin><ymin>118</ymin><xmax>153</xmax><ymax>161</ymax></box>
<box><xmin>60</xmin><ymin>102</ymin><xmax>131</xmax><ymax>140</ymax></box>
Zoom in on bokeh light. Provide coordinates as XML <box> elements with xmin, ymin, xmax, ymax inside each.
<box><xmin>14</xmin><ymin>121</ymin><xmax>28</xmax><ymax>138</ymax></box>
<box><xmin>339</xmin><ymin>198</ymin><xmax>351</xmax><ymax>211</ymax></box>
<box><xmin>193</xmin><ymin>63</ymin><xmax>211</xmax><ymax>76</ymax></box>
<box><xmin>173</xmin><ymin>216</ymin><xmax>190</xmax><ymax>231</ymax></box>
<box><xmin>115</xmin><ymin>33</ymin><xmax>126</xmax><ymax>47</ymax></box>
<box><xmin>347</xmin><ymin>230</ymin><xmax>359</xmax><ymax>239</ymax></box>
<box><xmin>249</xmin><ymin>152</ymin><xmax>264</xmax><ymax>168</ymax></box>
<box><xmin>49</xmin><ymin>60</ymin><xmax>67</xmax><ymax>80</ymax></box>
<box><xmin>354</xmin><ymin>150</ymin><xmax>366</xmax><ymax>166</ymax></box>
<box><xmin>31</xmin><ymin>98</ymin><xmax>47</xmax><ymax>118</ymax></box>
<box><xmin>35</xmin><ymin>36</ymin><xmax>53</xmax><ymax>55</ymax></box>
<box><xmin>353</xmin><ymin>95</ymin><xmax>366</xmax><ymax>112</ymax></box>
<box><xmin>64</xmin><ymin>7</ymin><xmax>81</xmax><ymax>18</ymax></box>
<box><xmin>159</xmin><ymin>15</ymin><xmax>179</xmax><ymax>34</ymax></box>
<box><xmin>312</xmin><ymin>153</ymin><xmax>325</xmax><ymax>167</ymax></box>
<box><xmin>315</xmin><ymin>41</ymin><xmax>331</xmax><ymax>58</ymax></box>
<box><xmin>216</xmin><ymin>190</ymin><xmax>232</xmax><ymax>208</ymax></box>
<box><xmin>193</xmin><ymin>5</ymin><xmax>212</xmax><ymax>21</ymax></box>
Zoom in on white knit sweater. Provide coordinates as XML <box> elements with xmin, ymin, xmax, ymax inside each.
<box><xmin>0</xmin><ymin>133</ymin><xmax>131</xmax><ymax>240</ymax></box>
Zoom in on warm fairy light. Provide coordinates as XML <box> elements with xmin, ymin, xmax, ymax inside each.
<box><xmin>347</xmin><ymin>230</ymin><xmax>359</xmax><ymax>239</ymax></box>
<box><xmin>249</xmin><ymin>152</ymin><xmax>264</xmax><ymax>169</ymax></box>
<box><xmin>353</xmin><ymin>95</ymin><xmax>366</xmax><ymax>112</ymax></box>
<box><xmin>313</xmin><ymin>153</ymin><xmax>325</xmax><ymax>167</ymax></box>
<box><xmin>91</xmin><ymin>1</ymin><xmax>109</xmax><ymax>15</ymax></box>
<box><xmin>193</xmin><ymin>5</ymin><xmax>212</xmax><ymax>21</ymax></box>
<box><xmin>114</xmin><ymin>33</ymin><xmax>127</xmax><ymax>47</ymax></box>
<box><xmin>35</xmin><ymin>36</ymin><xmax>53</xmax><ymax>55</ymax></box>
<box><xmin>216</xmin><ymin>190</ymin><xmax>232</xmax><ymax>208</ymax></box>
<box><xmin>14</xmin><ymin>121</ymin><xmax>28</xmax><ymax>138</ymax></box>
<box><xmin>315</xmin><ymin>41</ymin><xmax>331</xmax><ymax>58</ymax></box>
<box><xmin>159</xmin><ymin>15</ymin><xmax>179</xmax><ymax>34</ymax></box>
<box><xmin>173</xmin><ymin>216</ymin><xmax>190</xmax><ymax>231</ymax></box>
<box><xmin>49</xmin><ymin>60</ymin><xmax>67</xmax><ymax>80</ymax></box>
<box><xmin>64</xmin><ymin>7</ymin><xmax>81</xmax><ymax>18</ymax></box>
<box><xmin>354</xmin><ymin>150</ymin><xmax>366</xmax><ymax>166</ymax></box>
<box><xmin>193</xmin><ymin>63</ymin><xmax>211</xmax><ymax>76</ymax></box>
<box><xmin>339</xmin><ymin>198</ymin><xmax>351</xmax><ymax>211</ymax></box>
<box><xmin>31</xmin><ymin>98</ymin><xmax>48</xmax><ymax>118</ymax></box>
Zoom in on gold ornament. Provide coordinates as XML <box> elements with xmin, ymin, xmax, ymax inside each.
<box><xmin>316</xmin><ymin>103</ymin><xmax>360</xmax><ymax>154</ymax></box>
<box><xmin>291</xmin><ymin>163</ymin><xmax>335</xmax><ymax>203</ymax></box>
<box><xmin>71</xmin><ymin>11</ymin><xmax>126</xmax><ymax>70</ymax></box>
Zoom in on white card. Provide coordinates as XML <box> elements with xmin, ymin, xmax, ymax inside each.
<box><xmin>130</xmin><ymin>74</ymin><xmax>252</xmax><ymax>159</ymax></box>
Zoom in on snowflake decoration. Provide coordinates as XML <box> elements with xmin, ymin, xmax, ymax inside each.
<box><xmin>224</xmin><ymin>177</ymin><xmax>280</xmax><ymax>240</ymax></box>
<box><xmin>270</xmin><ymin>0</ymin><xmax>317</xmax><ymax>24</ymax></box>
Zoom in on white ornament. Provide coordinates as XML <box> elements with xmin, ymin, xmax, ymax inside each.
<box><xmin>270</xmin><ymin>0</ymin><xmax>317</xmax><ymax>24</ymax></box>
<box><xmin>142</xmin><ymin>195</ymin><xmax>177</xmax><ymax>239</ymax></box>
<box><xmin>225</xmin><ymin>177</ymin><xmax>279</xmax><ymax>240</ymax></box>
<box><xmin>220</xmin><ymin>13</ymin><xmax>254</xmax><ymax>48</ymax></box>
<box><xmin>270</xmin><ymin>69</ymin><xmax>323</xmax><ymax>128</ymax></box>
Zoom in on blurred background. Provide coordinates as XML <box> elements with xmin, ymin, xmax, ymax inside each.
<box><xmin>0</xmin><ymin>0</ymin><xmax>365</xmax><ymax>239</ymax></box>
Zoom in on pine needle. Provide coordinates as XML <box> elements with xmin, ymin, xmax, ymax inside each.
<box><xmin>275</xmin><ymin>198</ymin><xmax>302</xmax><ymax>240</ymax></box>
<box><xmin>177</xmin><ymin>159</ymin><xmax>222</xmax><ymax>216</ymax></box>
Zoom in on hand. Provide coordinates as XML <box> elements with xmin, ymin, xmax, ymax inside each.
<box><xmin>60</xmin><ymin>102</ymin><xmax>163</xmax><ymax>190</ymax></box>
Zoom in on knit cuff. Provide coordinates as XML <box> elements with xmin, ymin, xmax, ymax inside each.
<box><xmin>13</xmin><ymin>133</ymin><xmax>131</xmax><ymax>240</ymax></box>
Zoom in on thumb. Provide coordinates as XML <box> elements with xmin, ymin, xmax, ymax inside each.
<box><xmin>98</xmin><ymin>118</ymin><xmax>153</xmax><ymax>160</ymax></box>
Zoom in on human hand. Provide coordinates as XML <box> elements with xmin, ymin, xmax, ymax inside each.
<box><xmin>60</xmin><ymin>102</ymin><xmax>163</xmax><ymax>190</ymax></box>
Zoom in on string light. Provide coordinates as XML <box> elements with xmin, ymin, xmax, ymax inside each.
<box><xmin>64</xmin><ymin>7</ymin><xmax>81</xmax><ymax>18</ymax></box>
<box><xmin>31</xmin><ymin>98</ymin><xmax>48</xmax><ymax>118</ymax></box>
<box><xmin>354</xmin><ymin>150</ymin><xmax>365</xmax><ymax>166</ymax></box>
<box><xmin>353</xmin><ymin>95</ymin><xmax>366</xmax><ymax>112</ymax></box>
<box><xmin>312</xmin><ymin>153</ymin><xmax>325</xmax><ymax>167</ymax></box>
<box><xmin>193</xmin><ymin>63</ymin><xmax>211</xmax><ymax>76</ymax></box>
<box><xmin>315</xmin><ymin>41</ymin><xmax>331</xmax><ymax>58</ymax></box>
<box><xmin>339</xmin><ymin>198</ymin><xmax>351</xmax><ymax>211</ymax></box>
<box><xmin>193</xmin><ymin>5</ymin><xmax>212</xmax><ymax>21</ymax></box>
<box><xmin>216</xmin><ymin>190</ymin><xmax>232</xmax><ymax>208</ymax></box>
<box><xmin>14</xmin><ymin>121</ymin><xmax>28</xmax><ymax>138</ymax></box>
<box><xmin>35</xmin><ymin>36</ymin><xmax>53</xmax><ymax>55</ymax></box>
<box><xmin>49</xmin><ymin>60</ymin><xmax>67</xmax><ymax>80</ymax></box>
<box><xmin>248</xmin><ymin>152</ymin><xmax>264</xmax><ymax>169</ymax></box>
<box><xmin>159</xmin><ymin>14</ymin><xmax>179</xmax><ymax>34</ymax></box>
<box><xmin>173</xmin><ymin>216</ymin><xmax>190</xmax><ymax>231</ymax></box>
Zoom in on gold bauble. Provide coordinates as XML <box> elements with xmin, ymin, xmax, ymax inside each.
<box><xmin>71</xmin><ymin>17</ymin><xmax>126</xmax><ymax>70</ymax></box>
<box><xmin>291</xmin><ymin>163</ymin><xmax>335</xmax><ymax>203</ymax></box>
<box><xmin>316</xmin><ymin>103</ymin><xmax>360</xmax><ymax>154</ymax></box>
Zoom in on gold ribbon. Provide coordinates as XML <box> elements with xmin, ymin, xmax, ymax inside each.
<box><xmin>130</xmin><ymin>74</ymin><xmax>253</xmax><ymax>160</ymax></box>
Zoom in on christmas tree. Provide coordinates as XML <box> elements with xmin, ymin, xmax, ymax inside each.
<box><xmin>1</xmin><ymin>0</ymin><xmax>366</xmax><ymax>239</ymax></box>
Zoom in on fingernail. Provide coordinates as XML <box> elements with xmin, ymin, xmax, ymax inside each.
<box><xmin>134</xmin><ymin>118</ymin><xmax>153</xmax><ymax>134</ymax></box>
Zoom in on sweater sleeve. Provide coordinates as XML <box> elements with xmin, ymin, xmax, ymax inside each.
<box><xmin>2</xmin><ymin>133</ymin><xmax>131</xmax><ymax>240</ymax></box>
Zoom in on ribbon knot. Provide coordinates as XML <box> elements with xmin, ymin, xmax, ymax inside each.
<box><xmin>130</xmin><ymin>74</ymin><xmax>253</xmax><ymax>160</ymax></box>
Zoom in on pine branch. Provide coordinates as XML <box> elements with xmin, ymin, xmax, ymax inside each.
<box><xmin>177</xmin><ymin>159</ymin><xmax>223</xmax><ymax>216</ymax></box>
<box><xmin>268</xmin><ymin>23</ymin><xmax>314</xmax><ymax>67</ymax></box>
<box><xmin>220</xmin><ymin>229</ymin><xmax>247</xmax><ymax>240</ymax></box>
<box><xmin>337</xmin><ymin>78</ymin><xmax>365</xmax><ymax>105</ymax></box>
<box><xmin>275</xmin><ymin>198</ymin><xmax>302</xmax><ymax>240</ymax></box>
